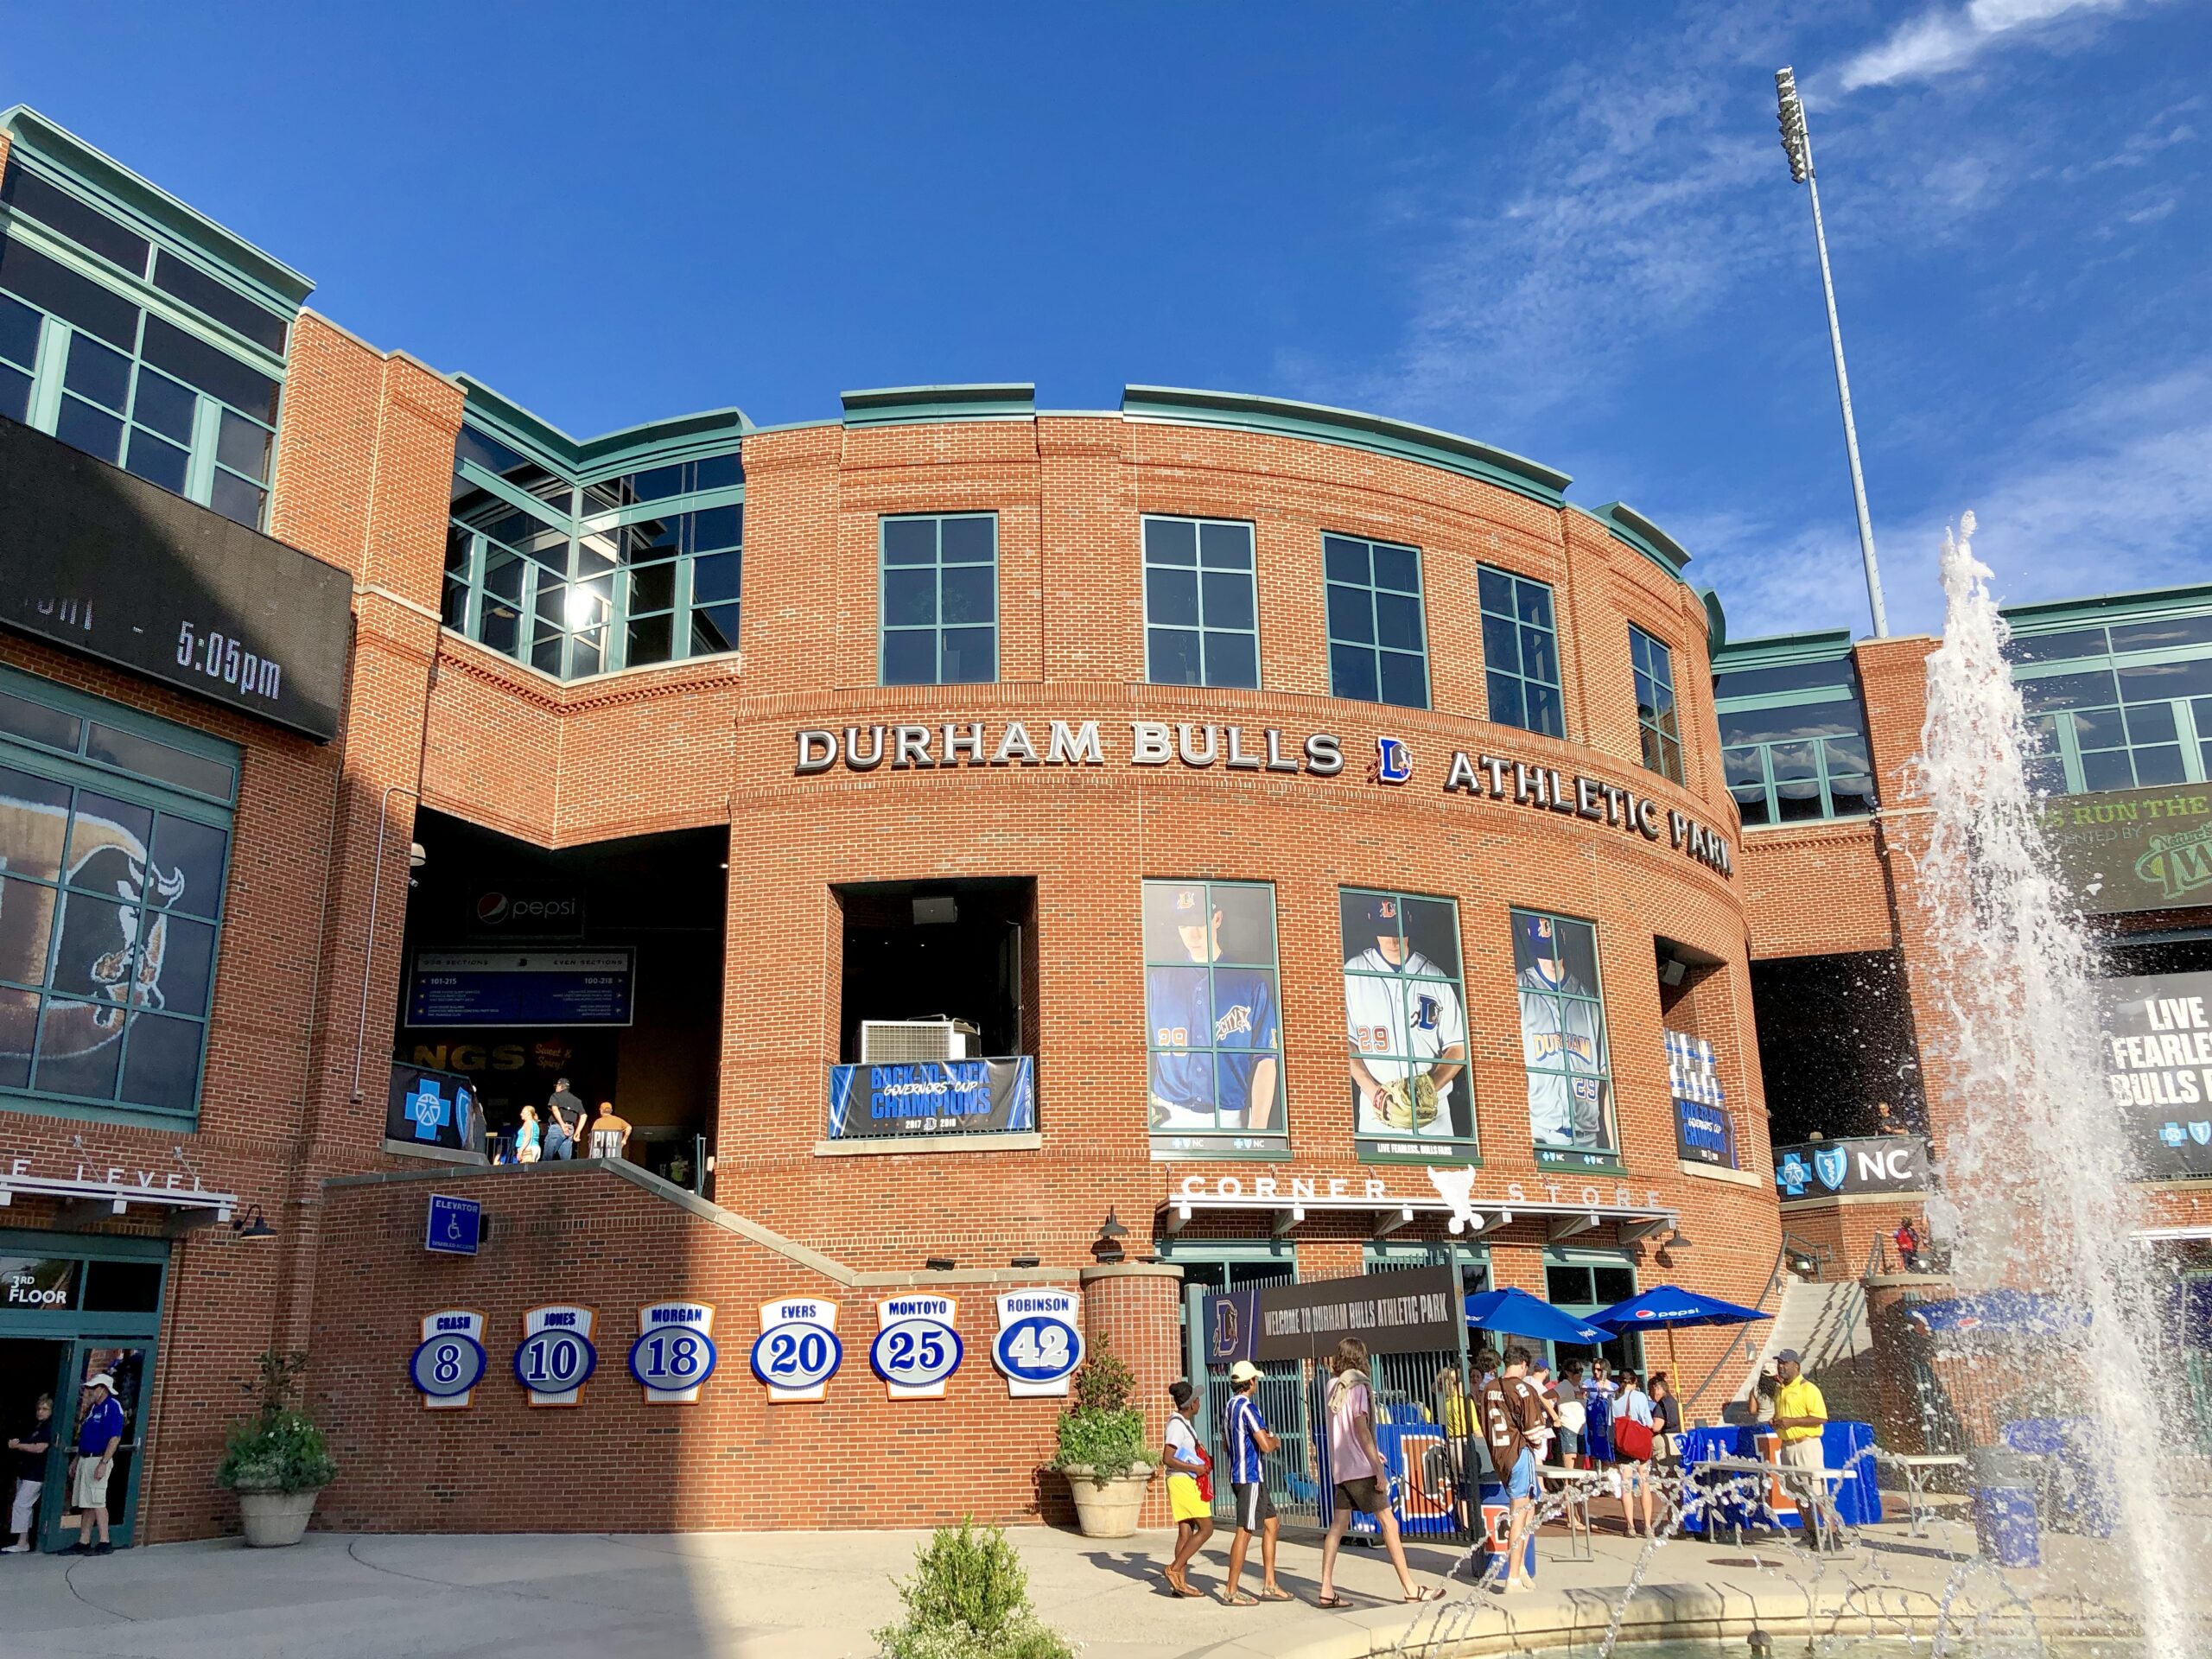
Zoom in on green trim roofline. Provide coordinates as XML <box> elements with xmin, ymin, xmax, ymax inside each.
<box><xmin>2002</xmin><ymin>582</ymin><xmax>2212</xmax><ymax>630</ymax></box>
<box><xmin>458</xmin><ymin>377</ymin><xmax>749</xmax><ymax>482</ymax></box>
<box><xmin>842</xmin><ymin>384</ymin><xmax>1036</xmax><ymax>425</ymax></box>
<box><xmin>1591</xmin><ymin>502</ymin><xmax>1691</xmax><ymax>575</ymax></box>
<box><xmin>1122</xmin><ymin>384</ymin><xmax>1572</xmax><ymax>507</ymax></box>
<box><xmin>2</xmin><ymin>105</ymin><xmax>311</xmax><ymax>315</ymax></box>
<box><xmin>1713</xmin><ymin>628</ymin><xmax>1856</xmax><ymax>675</ymax></box>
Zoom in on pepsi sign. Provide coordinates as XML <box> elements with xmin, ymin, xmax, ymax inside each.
<box><xmin>466</xmin><ymin>886</ymin><xmax>586</xmax><ymax>939</ymax></box>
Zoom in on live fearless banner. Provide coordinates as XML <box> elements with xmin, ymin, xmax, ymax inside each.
<box><xmin>2097</xmin><ymin>971</ymin><xmax>2212</xmax><ymax>1179</ymax></box>
<box><xmin>827</xmin><ymin>1057</ymin><xmax>1036</xmax><ymax>1139</ymax></box>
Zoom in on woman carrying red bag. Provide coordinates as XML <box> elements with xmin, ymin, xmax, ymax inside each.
<box><xmin>1162</xmin><ymin>1380</ymin><xmax>1216</xmax><ymax>1599</ymax></box>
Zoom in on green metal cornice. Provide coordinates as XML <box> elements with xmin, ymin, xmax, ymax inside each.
<box><xmin>2001</xmin><ymin>581</ymin><xmax>2212</xmax><ymax>628</ymax></box>
<box><xmin>1</xmin><ymin>105</ymin><xmax>311</xmax><ymax>311</ymax></box>
<box><xmin>1120</xmin><ymin>385</ymin><xmax>1572</xmax><ymax>508</ymax></box>
<box><xmin>457</xmin><ymin>376</ymin><xmax>749</xmax><ymax>480</ymax></box>
<box><xmin>1712</xmin><ymin>628</ymin><xmax>1857</xmax><ymax>672</ymax></box>
<box><xmin>1593</xmin><ymin>502</ymin><xmax>1691</xmax><ymax>575</ymax></box>
<box><xmin>841</xmin><ymin>384</ymin><xmax>1037</xmax><ymax>425</ymax></box>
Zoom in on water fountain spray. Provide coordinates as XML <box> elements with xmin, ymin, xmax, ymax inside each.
<box><xmin>1913</xmin><ymin>511</ymin><xmax>2198</xmax><ymax>1656</ymax></box>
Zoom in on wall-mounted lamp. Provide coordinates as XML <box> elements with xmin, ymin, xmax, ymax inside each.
<box><xmin>925</xmin><ymin>1256</ymin><xmax>957</xmax><ymax>1272</ymax></box>
<box><xmin>1090</xmin><ymin>1209</ymin><xmax>1128</xmax><ymax>1265</ymax></box>
<box><xmin>1009</xmin><ymin>1255</ymin><xmax>1040</xmax><ymax>1268</ymax></box>
<box><xmin>230</xmin><ymin>1205</ymin><xmax>276</xmax><ymax>1241</ymax></box>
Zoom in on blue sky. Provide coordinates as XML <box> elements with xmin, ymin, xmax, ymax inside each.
<box><xmin>9</xmin><ymin>1</ymin><xmax>2206</xmax><ymax>639</ymax></box>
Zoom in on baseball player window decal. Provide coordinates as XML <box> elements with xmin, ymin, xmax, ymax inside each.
<box><xmin>0</xmin><ymin>670</ymin><xmax>235</xmax><ymax>1124</ymax></box>
<box><xmin>1143</xmin><ymin>880</ymin><xmax>1287</xmax><ymax>1156</ymax></box>
<box><xmin>1511</xmin><ymin>909</ymin><xmax>1617</xmax><ymax>1162</ymax></box>
<box><xmin>1340</xmin><ymin>889</ymin><xmax>1474</xmax><ymax>1158</ymax></box>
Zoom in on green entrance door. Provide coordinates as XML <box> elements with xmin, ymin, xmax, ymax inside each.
<box><xmin>46</xmin><ymin>1338</ymin><xmax>156</xmax><ymax>1550</ymax></box>
<box><xmin>0</xmin><ymin>1230</ymin><xmax>166</xmax><ymax>1553</ymax></box>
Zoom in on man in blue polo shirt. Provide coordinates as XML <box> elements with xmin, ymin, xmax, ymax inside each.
<box><xmin>1218</xmin><ymin>1361</ymin><xmax>1288</xmax><ymax>1605</ymax></box>
<box><xmin>69</xmin><ymin>1373</ymin><xmax>125</xmax><ymax>1555</ymax></box>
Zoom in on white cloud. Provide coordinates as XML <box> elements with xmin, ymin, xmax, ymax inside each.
<box><xmin>1686</xmin><ymin>358</ymin><xmax>2212</xmax><ymax>639</ymax></box>
<box><xmin>1839</xmin><ymin>0</ymin><xmax>2129</xmax><ymax>91</ymax></box>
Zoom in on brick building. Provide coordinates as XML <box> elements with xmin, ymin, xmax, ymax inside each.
<box><xmin>0</xmin><ymin>107</ymin><xmax>2200</xmax><ymax>1546</ymax></box>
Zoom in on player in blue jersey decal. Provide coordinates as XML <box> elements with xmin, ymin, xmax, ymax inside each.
<box><xmin>1514</xmin><ymin>911</ymin><xmax>1611</xmax><ymax>1151</ymax></box>
<box><xmin>1147</xmin><ymin>884</ymin><xmax>1281</xmax><ymax>1133</ymax></box>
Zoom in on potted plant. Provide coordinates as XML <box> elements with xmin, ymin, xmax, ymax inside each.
<box><xmin>1048</xmin><ymin>1334</ymin><xmax>1154</xmax><ymax>1537</ymax></box>
<box><xmin>215</xmin><ymin>1350</ymin><xmax>336</xmax><ymax>1548</ymax></box>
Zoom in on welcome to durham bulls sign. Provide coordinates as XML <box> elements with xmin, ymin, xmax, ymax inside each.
<box><xmin>793</xmin><ymin>721</ymin><xmax>1732</xmax><ymax>878</ymax></box>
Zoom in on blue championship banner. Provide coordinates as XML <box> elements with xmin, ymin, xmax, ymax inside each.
<box><xmin>826</xmin><ymin>1057</ymin><xmax>1036</xmax><ymax>1139</ymax></box>
<box><xmin>1666</xmin><ymin>1030</ymin><xmax>1735</xmax><ymax>1168</ymax></box>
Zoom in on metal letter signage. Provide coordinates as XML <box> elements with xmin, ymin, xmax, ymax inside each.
<box><xmin>629</xmin><ymin>1301</ymin><xmax>717</xmax><ymax>1403</ymax></box>
<box><xmin>871</xmin><ymin>1294</ymin><xmax>963</xmax><ymax>1399</ymax></box>
<box><xmin>788</xmin><ymin>718</ymin><xmax>1729</xmax><ymax>880</ymax></box>
<box><xmin>513</xmin><ymin>1305</ymin><xmax>598</xmax><ymax>1407</ymax></box>
<box><xmin>990</xmin><ymin>1289</ymin><xmax>1083</xmax><ymax>1397</ymax></box>
<box><xmin>423</xmin><ymin>1193</ymin><xmax>481</xmax><ymax>1256</ymax></box>
<box><xmin>410</xmin><ymin>1309</ymin><xmax>487</xmax><ymax>1409</ymax></box>
<box><xmin>750</xmin><ymin>1297</ymin><xmax>843</xmax><ymax>1403</ymax></box>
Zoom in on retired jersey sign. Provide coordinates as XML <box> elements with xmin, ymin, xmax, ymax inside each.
<box><xmin>410</xmin><ymin>1309</ymin><xmax>487</xmax><ymax>1409</ymax></box>
<box><xmin>514</xmin><ymin>1305</ymin><xmax>598</xmax><ymax>1407</ymax></box>
<box><xmin>871</xmin><ymin>1294</ymin><xmax>963</xmax><ymax>1399</ymax></box>
<box><xmin>991</xmin><ymin>1289</ymin><xmax>1083</xmax><ymax>1397</ymax></box>
<box><xmin>630</xmin><ymin>1301</ymin><xmax>717</xmax><ymax>1404</ymax></box>
<box><xmin>751</xmin><ymin>1297</ymin><xmax>842</xmax><ymax>1402</ymax></box>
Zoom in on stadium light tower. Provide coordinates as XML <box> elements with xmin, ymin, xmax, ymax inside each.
<box><xmin>1776</xmin><ymin>67</ymin><xmax>1889</xmax><ymax>638</ymax></box>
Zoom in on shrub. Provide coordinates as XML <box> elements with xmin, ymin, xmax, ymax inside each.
<box><xmin>1049</xmin><ymin>1332</ymin><xmax>1150</xmax><ymax>1488</ymax></box>
<box><xmin>214</xmin><ymin>1350</ymin><xmax>337</xmax><ymax>1496</ymax></box>
<box><xmin>874</xmin><ymin>1520</ymin><xmax>1073</xmax><ymax>1659</ymax></box>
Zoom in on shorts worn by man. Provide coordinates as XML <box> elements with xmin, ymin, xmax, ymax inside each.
<box><xmin>1220</xmin><ymin>1360</ymin><xmax>1286</xmax><ymax>1605</ymax></box>
<box><xmin>1479</xmin><ymin>1348</ymin><xmax>1548</xmax><ymax>1592</ymax></box>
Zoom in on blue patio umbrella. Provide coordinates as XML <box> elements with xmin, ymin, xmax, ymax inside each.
<box><xmin>1903</xmin><ymin>1291</ymin><xmax>2088</xmax><ymax>1339</ymax></box>
<box><xmin>1586</xmin><ymin>1285</ymin><xmax>1770</xmax><ymax>1382</ymax></box>
<box><xmin>1464</xmin><ymin>1287</ymin><xmax>1610</xmax><ymax>1347</ymax></box>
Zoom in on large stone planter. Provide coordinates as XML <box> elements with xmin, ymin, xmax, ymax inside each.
<box><xmin>236</xmin><ymin>1488</ymin><xmax>321</xmax><ymax>1548</ymax></box>
<box><xmin>1060</xmin><ymin>1465</ymin><xmax>1154</xmax><ymax>1538</ymax></box>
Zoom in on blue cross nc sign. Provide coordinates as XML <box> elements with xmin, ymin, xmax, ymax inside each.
<box><xmin>425</xmin><ymin>1193</ymin><xmax>482</xmax><ymax>1256</ymax></box>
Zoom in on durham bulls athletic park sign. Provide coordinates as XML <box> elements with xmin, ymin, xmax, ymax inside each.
<box><xmin>792</xmin><ymin>719</ymin><xmax>1733</xmax><ymax>878</ymax></box>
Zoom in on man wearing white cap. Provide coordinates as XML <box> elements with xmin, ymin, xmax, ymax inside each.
<box><xmin>69</xmin><ymin>1372</ymin><xmax>125</xmax><ymax>1555</ymax></box>
<box><xmin>1218</xmin><ymin>1360</ymin><xmax>1288</xmax><ymax>1605</ymax></box>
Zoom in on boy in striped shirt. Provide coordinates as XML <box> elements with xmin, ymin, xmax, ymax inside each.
<box><xmin>1220</xmin><ymin>1361</ymin><xmax>1289</xmax><ymax>1605</ymax></box>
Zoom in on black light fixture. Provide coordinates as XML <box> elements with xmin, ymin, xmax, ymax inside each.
<box><xmin>230</xmin><ymin>1205</ymin><xmax>276</xmax><ymax>1241</ymax></box>
<box><xmin>1009</xmin><ymin>1254</ymin><xmax>1040</xmax><ymax>1268</ymax></box>
<box><xmin>925</xmin><ymin>1255</ymin><xmax>957</xmax><ymax>1272</ymax></box>
<box><xmin>1665</xmin><ymin>1226</ymin><xmax>1692</xmax><ymax>1255</ymax></box>
<box><xmin>1091</xmin><ymin>1208</ymin><xmax>1128</xmax><ymax>1265</ymax></box>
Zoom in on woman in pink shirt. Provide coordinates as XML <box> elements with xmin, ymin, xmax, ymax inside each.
<box><xmin>1315</xmin><ymin>1338</ymin><xmax>1440</xmax><ymax>1607</ymax></box>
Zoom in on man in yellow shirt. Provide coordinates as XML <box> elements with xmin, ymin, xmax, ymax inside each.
<box><xmin>1772</xmin><ymin>1349</ymin><xmax>1827</xmax><ymax>1466</ymax></box>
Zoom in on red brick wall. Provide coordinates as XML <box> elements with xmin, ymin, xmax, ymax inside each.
<box><xmin>306</xmin><ymin>1164</ymin><xmax>1099</xmax><ymax>1532</ymax></box>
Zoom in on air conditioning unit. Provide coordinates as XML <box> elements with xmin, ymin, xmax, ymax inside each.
<box><xmin>861</xmin><ymin>1019</ymin><xmax>980</xmax><ymax>1064</ymax></box>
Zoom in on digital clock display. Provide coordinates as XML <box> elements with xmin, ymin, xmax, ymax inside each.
<box><xmin>0</xmin><ymin>415</ymin><xmax>350</xmax><ymax>741</ymax></box>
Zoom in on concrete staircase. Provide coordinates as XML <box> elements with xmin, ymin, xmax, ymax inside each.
<box><xmin>1722</xmin><ymin>1273</ymin><xmax>1879</xmax><ymax>1423</ymax></box>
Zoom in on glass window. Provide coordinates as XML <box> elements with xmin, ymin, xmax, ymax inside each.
<box><xmin>1341</xmin><ymin>889</ymin><xmax>1472</xmax><ymax>1159</ymax></box>
<box><xmin>150</xmin><ymin>251</ymin><xmax>288</xmax><ymax>355</ymax></box>
<box><xmin>2004</xmin><ymin>608</ymin><xmax>2212</xmax><ymax>796</ymax></box>
<box><xmin>880</xmin><ymin>514</ymin><xmax>996</xmax><ymax>686</ymax></box>
<box><xmin>0</xmin><ymin>235</ymin><xmax>138</xmax><ymax>347</ymax></box>
<box><xmin>1512</xmin><ymin>910</ymin><xmax>1616</xmax><ymax>1165</ymax></box>
<box><xmin>1144</xmin><ymin>880</ymin><xmax>1286</xmax><ymax>1156</ymax></box>
<box><xmin>1144</xmin><ymin>516</ymin><xmax>1258</xmax><ymax>689</ymax></box>
<box><xmin>0</xmin><ymin>162</ymin><xmax>149</xmax><ymax>276</ymax></box>
<box><xmin>1324</xmin><ymin>533</ymin><xmax>1427</xmax><ymax>709</ymax></box>
<box><xmin>1716</xmin><ymin>676</ymin><xmax>1878</xmax><ymax>823</ymax></box>
<box><xmin>0</xmin><ymin>670</ymin><xmax>234</xmax><ymax>1126</ymax></box>
<box><xmin>1480</xmin><ymin>567</ymin><xmax>1564</xmax><ymax>736</ymax></box>
<box><xmin>1629</xmin><ymin>625</ymin><xmax>1683</xmax><ymax>783</ymax></box>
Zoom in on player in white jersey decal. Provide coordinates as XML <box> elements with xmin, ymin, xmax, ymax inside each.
<box><xmin>1514</xmin><ymin>912</ymin><xmax>1611</xmax><ymax>1150</ymax></box>
<box><xmin>1343</xmin><ymin>893</ymin><xmax>1467</xmax><ymax>1138</ymax></box>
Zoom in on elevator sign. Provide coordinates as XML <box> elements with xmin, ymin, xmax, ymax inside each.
<box><xmin>425</xmin><ymin>1193</ymin><xmax>482</xmax><ymax>1256</ymax></box>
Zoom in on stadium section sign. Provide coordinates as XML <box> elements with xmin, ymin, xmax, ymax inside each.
<box><xmin>2097</xmin><ymin>971</ymin><xmax>2212</xmax><ymax>1179</ymax></box>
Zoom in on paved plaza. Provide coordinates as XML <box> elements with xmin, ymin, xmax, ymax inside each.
<box><xmin>0</xmin><ymin>1511</ymin><xmax>2191</xmax><ymax>1659</ymax></box>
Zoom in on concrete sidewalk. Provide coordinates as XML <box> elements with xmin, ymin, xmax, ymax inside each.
<box><xmin>0</xmin><ymin>1515</ymin><xmax>2174</xmax><ymax>1658</ymax></box>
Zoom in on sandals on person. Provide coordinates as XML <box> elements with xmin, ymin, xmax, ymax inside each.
<box><xmin>1218</xmin><ymin>1590</ymin><xmax>1259</xmax><ymax>1606</ymax></box>
<box><xmin>1403</xmin><ymin>1585</ymin><xmax>1446</xmax><ymax>1603</ymax></box>
<box><xmin>1258</xmin><ymin>1586</ymin><xmax>1294</xmax><ymax>1602</ymax></box>
<box><xmin>1316</xmin><ymin>1592</ymin><xmax>1351</xmax><ymax>1609</ymax></box>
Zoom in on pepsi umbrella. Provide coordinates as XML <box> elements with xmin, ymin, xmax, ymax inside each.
<box><xmin>1903</xmin><ymin>1291</ymin><xmax>2088</xmax><ymax>1340</ymax></box>
<box><xmin>1464</xmin><ymin>1287</ymin><xmax>1610</xmax><ymax>1347</ymax></box>
<box><xmin>1586</xmin><ymin>1286</ymin><xmax>1770</xmax><ymax>1382</ymax></box>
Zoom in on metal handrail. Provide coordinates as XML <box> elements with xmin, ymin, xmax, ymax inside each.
<box><xmin>1682</xmin><ymin>1230</ymin><xmax>1827</xmax><ymax>1416</ymax></box>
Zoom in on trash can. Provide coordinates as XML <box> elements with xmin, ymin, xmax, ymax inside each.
<box><xmin>1476</xmin><ymin>1479</ymin><xmax>1538</xmax><ymax>1582</ymax></box>
<box><xmin>1968</xmin><ymin>1446</ymin><xmax>2040</xmax><ymax>1567</ymax></box>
